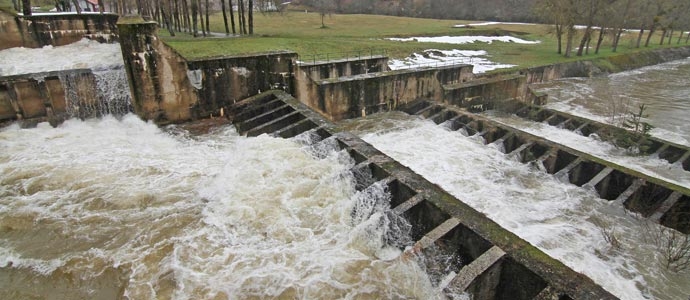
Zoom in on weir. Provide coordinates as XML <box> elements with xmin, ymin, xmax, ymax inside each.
<box><xmin>399</xmin><ymin>100</ymin><xmax>690</xmax><ymax>234</ymax></box>
<box><xmin>225</xmin><ymin>89</ymin><xmax>616</xmax><ymax>299</ymax></box>
<box><xmin>3</xmin><ymin>18</ymin><xmax>689</xmax><ymax>298</ymax></box>
<box><xmin>510</xmin><ymin>102</ymin><xmax>690</xmax><ymax>173</ymax></box>
<box><xmin>0</xmin><ymin>68</ymin><xmax>132</xmax><ymax>127</ymax></box>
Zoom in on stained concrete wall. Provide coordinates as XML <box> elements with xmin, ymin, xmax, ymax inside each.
<box><xmin>444</xmin><ymin>74</ymin><xmax>527</xmax><ymax>112</ymax></box>
<box><xmin>297</xmin><ymin>56</ymin><xmax>389</xmax><ymax>80</ymax></box>
<box><xmin>119</xmin><ymin>20</ymin><xmax>297</xmax><ymax>124</ymax></box>
<box><xmin>0</xmin><ymin>10</ymin><xmax>119</xmax><ymax>50</ymax></box>
<box><xmin>118</xmin><ymin>21</ymin><xmax>198</xmax><ymax>124</ymax></box>
<box><xmin>187</xmin><ymin>52</ymin><xmax>297</xmax><ymax>119</ymax></box>
<box><xmin>0</xmin><ymin>69</ymin><xmax>98</xmax><ymax>127</ymax></box>
<box><xmin>297</xmin><ymin>65</ymin><xmax>474</xmax><ymax>121</ymax></box>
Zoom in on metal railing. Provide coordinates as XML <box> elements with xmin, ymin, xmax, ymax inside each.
<box><xmin>298</xmin><ymin>49</ymin><xmax>388</xmax><ymax>65</ymax></box>
<box><xmin>391</xmin><ymin>57</ymin><xmax>476</xmax><ymax>70</ymax></box>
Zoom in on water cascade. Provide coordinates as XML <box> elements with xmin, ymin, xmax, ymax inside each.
<box><xmin>339</xmin><ymin>111</ymin><xmax>690</xmax><ymax>300</ymax></box>
<box><xmin>0</xmin><ymin>118</ymin><xmax>458</xmax><ymax>299</ymax></box>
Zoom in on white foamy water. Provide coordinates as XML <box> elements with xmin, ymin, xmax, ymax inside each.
<box><xmin>388</xmin><ymin>49</ymin><xmax>516</xmax><ymax>73</ymax></box>
<box><xmin>533</xmin><ymin>58</ymin><xmax>690</xmax><ymax>147</ymax></box>
<box><xmin>0</xmin><ymin>116</ymin><xmax>450</xmax><ymax>299</ymax></box>
<box><xmin>0</xmin><ymin>39</ymin><xmax>124</xmax><ymax>76</ymax></box>
<box><xmin>342</xmin><ymin>112</ymin><xmax>690</xmax><ymax>300</ymax></box>
<box><xmin>484</xmin><ymin>112</ymin><xmax>690</xmax><ymax>189</ymax></box>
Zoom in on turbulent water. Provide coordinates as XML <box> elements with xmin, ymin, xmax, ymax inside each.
<box><xmin>0</xmin><ymin>116</ymin><xmax>451</xmax><ymax>299</ymax></box>
<box><xmin>340</xmin><ymin>112</ymin><xmax>690</xmax><ymax>300</ymax></box>
<box><xmin>532</xmin><ymin>58</ymin><xmax>690</xmax><ymax>147</ymax></box>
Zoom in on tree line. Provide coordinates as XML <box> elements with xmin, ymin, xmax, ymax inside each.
<box><xmin>12</xmin><ymin>0</ymin><xmax>291</xmax><ymax>37</ymax></box>
<box><xmin>297</xmin><ymin>0</ymin><xmax>690</xmax><ymax>57</ymax></box>
<box><xmin>13</xmin><ymin>0</ymin><xmax>690</xmax><ymax>54</ymax></box>
<box><xmin>536</xmin><ymin>0</ymin><xmax>690</xmax><ymax>57</ymax></box>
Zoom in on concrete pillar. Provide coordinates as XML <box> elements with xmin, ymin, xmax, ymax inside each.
<box><xmin>117</xmin><ymin>20</ymin><xmax>197</xmax><ymax>124</ymax></box>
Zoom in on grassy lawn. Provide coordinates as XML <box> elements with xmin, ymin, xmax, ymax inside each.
<box><xmin>161</xmin><ymin>11</ymin><xmax>688</xmax><ymax>70</ymax></box>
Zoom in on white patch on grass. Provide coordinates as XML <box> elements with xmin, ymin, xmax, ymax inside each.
<box><xmin>388</xmin><ymin>49</ymin><xmax>515</xmax><ymax>74</ymax></box>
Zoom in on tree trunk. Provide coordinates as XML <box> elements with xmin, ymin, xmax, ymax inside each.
<box><xmin>198</xmin><ymin>0</ymin><xmax>206</xmax><ymax>37</ymax></box>
<box><xmin>239</xmin><ymin>0</ymin><xmax>247</xmax><ymax>34</ymax></box>
<box><xmin>686</xmin><ymin>31</ymin><xmax>690</xmax><ymax>44</ymax></box>
<box><xmin>182</xmin><ymin>0</ymin><xmax>190</xmax><ymax>33</ymax></box>
<box><xmin>205</xmin><ymin>0</ymin><xmax>210</xmax><ymax>35</ymax></box>
<box><xmin>612</xmin><ymin>28</ymin><xmax>623</xmax><ymax>52</ymax></box>
<box><xmin>97</xmin><ymin>0</ymin><xmax>104</xmax><ymax>13</ymax></box>
<box><xmin>645</xmin><ymin>25</ymin><xmax>656</xmax><ymax>47</ymax></box>
<box><xmin>659</xmin><ymin>29</ymin><xmax>667</xmax><ymax>45</ymax></box>
<box><xmin>21</xmin><ymin>0</ymin><xmax>31</xmax><ymax>15</ymax></box>
<box><xmin>555</xmin><ymin>24</ymin><xmax>563</xmax><ymax>54</ymax></box>
<box><xmin>191</xmin><ymin>0</ymin><xmax>198</xmax><ymax>37</ymax></box>
<box><xmin>677</xmin><ymin>31</ymin><xmax>683</xmax><ymax>44</ymax></box>
<box><xmin>221</xmin><ymin>0</ymin><xmax>230</xmax><ymax>35</ymax></box>
<box><xmin>636</xmin><ymin>28</ymin><xmax>644</xmax><ymax>48</ymax></box>
<box><xmin>248</xmin><ymin>0</ymin><xmax>253</xmax><ymax>34</ymax></box>
<box><xmin>576</xmin><ymin>26</ymin><xmax>592</xmax><ymax>56</ymax></box>
<box><xmin>161</xmin><ymin>0</ymin><xmax>175</xmax><ymax>36</ymax></box>
<box><xmin>595</xmin><ymin>27</ymin><xmax>605</xmax><ymax>54</ymax></box>
<box><xmin>667</xmin><ymin>29</ymin><xmax>673</xmax><ymax>45</ymax></box>
<box><xmin>229</xmin><ymin>0</ymin><xmax>236</xmax><ymax>34</ymax></box>
<box><xmin>565</xmin><ymin>25</ymin><xmax>575</xmax><ymax>58</ymax></box>
<box><xmin>72</xmin><ymin>0</ymin><xmax>82</xmax><ymax>14</ymax></box>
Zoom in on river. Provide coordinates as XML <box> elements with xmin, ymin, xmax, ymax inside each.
<box><xmin>532</xmin><ymin>58</ymin><xmax>690</xmax><ymax>147</ymax></box>
<box><xmin>0</xmin><ymin>117</ymin><xmax>454</xmax><ymax>299</ymax></box>
<box><xmin>340</xmin><ymin>111</ymin><xmax>690</xmax><ymax>300</ymax></box>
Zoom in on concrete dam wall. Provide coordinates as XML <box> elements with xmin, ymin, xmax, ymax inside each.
<box><xmin>0</xmin><ymin>10</ymin><xmax>119</xmax><ymax>50</ymax></box>
<box><xmin>0</xmin><ymin>68</ymin><xmax>132</xmax><ymax>127</ymax></box>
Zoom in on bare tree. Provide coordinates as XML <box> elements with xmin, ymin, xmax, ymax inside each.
<box><xmin>205</xmin><ymin>0</ymin><xmax>210</xmax><ymax>35</ymax></box>
<box><xmin>221</xmin><ymin>0</ymin><xmax>230</xmax><ymax>35</ymax></box>
<box><xmin>72</xmin><ymin>0</ymin><xmax>82</xmax><ymax>14</ymax></box>
<box><xmin>238</xmin><ymin>0</ymin><xmax>247</xmax><ymax>34</ymax></box>
<box><xmin>229</xmin><ymin>0</ymin><xmax>236</xmax><ymax>34</ymax></box>
<box><xmin>248</xmin><ymin>0</ymin><xmax>253</xmax><ymax>34</ymax></box>
<box><xmin>191</xmin><ymin>0</ymin><xmax>198</xmax><ymax>36</ymax></box>
<box><xmin>21</xmin><ymin>0</ymin><xmax>31</xmax><ymax>15</ymax></box>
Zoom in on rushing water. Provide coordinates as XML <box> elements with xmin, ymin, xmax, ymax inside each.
<box><xmin>531</xmin><ymin>58</ymin><xmax>690</xmax><ymax>147</ymax></box>
<box><xmin>339</xmin><ymin>112</ymin><xmax>690</xmax><ymax>300</ymax></box>
<box><xmin>0</xmin><ymin>116</ymin><xmax>456</xmax><ymax>299</ymax></box>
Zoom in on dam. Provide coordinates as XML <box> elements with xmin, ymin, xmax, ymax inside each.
<box><xmin>1</xmin><ymin>12</ymin><xmax>689</xmax><ymax>300</ymax></box>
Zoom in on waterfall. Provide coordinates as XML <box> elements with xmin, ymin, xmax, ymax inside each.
<box><xmin>59</xmin><ymin>67</ymin><xmax>132</xmax><ymax>120</ymax></box>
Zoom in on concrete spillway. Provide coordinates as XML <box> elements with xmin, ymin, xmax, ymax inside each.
<box><xmin>400</xmin><ymin>100</ymin><xmax>690</xmax><ymax>235</ymax></box>
<box><xmin>228</xmin><ymin>90</ymin><xmax>616</xmax><ymax>300</ymax></box>
<box><xmin>511</xmin><ymin>103</ymin><xmax>690</xmax><ymax>173</ymax></box>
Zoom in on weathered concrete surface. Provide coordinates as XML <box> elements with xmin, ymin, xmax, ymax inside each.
<box><xmin>296</xmin><ymin>55</ymin><xmax>388</xmax><ymax>81</ymax></box>
<box><xmin>0</xmin><ymin>10</ymin><xmax>118</xmax><ymax>50</ymax></box>
<box><xmin>443</xmin><ymin>74</ymin><xmax>527</xmax><ymax>112</ymax></box>
<box><xmin>187</xmin><ymin>52</ymin><xmax>297</xmax><ymax>119</ymax></box>
<box><xmin>296</xmin><ymin>64</ymin><xmax>474</xmax><ymax>121</ymax></box>
<box><xmin>119</xmin><ymin>20</ymin><xmax>297</xmax><ymax>124</ymax></box>
<box><xmin>225</xmin><ymin>89</ymin><xmax>617</xmax><ymax>300</ymax></box>
<box><xmin>118</xmin><ymin>21</ymin><xmax>198</xmax><ymax>124</ymax></box>
<box><xmin>0</xmin><ymin>69</ymin><xmax>100</xmax><ymax>127</ymax></box>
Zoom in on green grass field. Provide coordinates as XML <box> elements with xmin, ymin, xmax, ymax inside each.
<box><xmin>161</xmin><ymin>11</ymin><xmax>688</xmax><ymax>70</ymax></box>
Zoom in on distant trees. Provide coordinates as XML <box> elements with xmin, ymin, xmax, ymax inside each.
<box><xmin>94</xmin><ymin>0</ymin><xmax>256</xmax><ymax>37</ymax></box>
<box><xmin>536</xmin><ymin>0</ymin><xmax>690</xmax><ymax>57</ymax></box>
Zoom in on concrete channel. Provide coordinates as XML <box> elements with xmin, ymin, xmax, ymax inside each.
<box><xmin>227</xmin><ymin>90</ymin><xmax>616</xmax><ymax>300</ymax></box>
<box><xmin>400</xmin><ymin>100</ymin><xmax>690</xmax><ymax>235</ymax></box>
<box><xmin>510</xmin><ymin>102</ymin><xmax>690</xmax><ymax>173</ymax></box>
